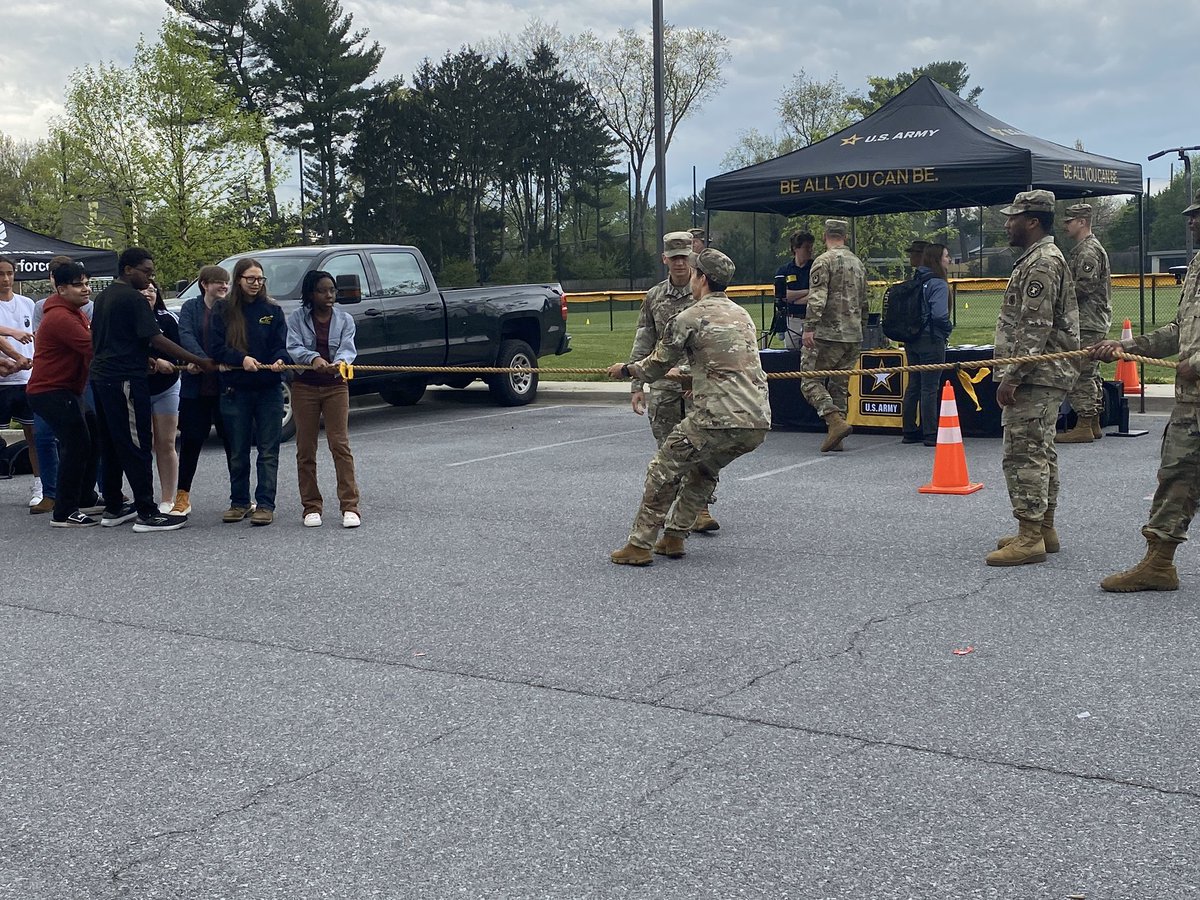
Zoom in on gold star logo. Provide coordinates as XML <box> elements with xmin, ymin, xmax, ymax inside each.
<box><xmin>841</xmin><ymin>133</ymin><xmax>861</xmax><ymax>146</ymax></box>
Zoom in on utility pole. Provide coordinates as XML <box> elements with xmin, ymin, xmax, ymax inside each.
<box><xmin>652</xmin><ymin>0</ymin><xmax>666</xmax><ymax>276</ymax></box>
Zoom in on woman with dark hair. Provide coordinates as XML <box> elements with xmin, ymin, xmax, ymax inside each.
<box><xmin>286</xmin><ymin>270</ymin><xmax>361</xmax><ymax>528</ymax></box>
<box><xmin>901</xmin><ymin>242</ymin><xmax>954</xmax><ymax>446</ymax></box>
<box><xmin>211</xmin><ymin>257</ymin><xmax>288</xmax><ymax>526</ymax></box>
<box><xmin>143</xmin><ymin>280</ymin><xmax>184</xmax><ymax>511</ymax></box>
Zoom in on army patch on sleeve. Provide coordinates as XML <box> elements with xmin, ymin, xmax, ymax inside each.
<box><xmin>1026</xmin><ymin>280</ymin><xmax>1045</xmax><ymax>299</ymax></box>
<box><xmin>1082</xmin><ymin>262</ymin><xmax>1095</xmax><ymax>273</ymax></box>
<box><xmin>811</xmin><ymin>270</ymin><xmax>824</xmax><ymax>287</ymax></box>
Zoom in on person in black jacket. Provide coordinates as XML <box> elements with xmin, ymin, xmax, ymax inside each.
<box><xmin>211</xmin><ymin>257</ymin><xmax>289</xmax><ymax>526</ymax></box>
<box><xmin>144</xmin><ymin>281</ymin><xmax>185</xmax><ymax>512</ymax></box>
<box><xmin>901</xmin><ymin>242</ymin><xmax>954</xmax><ymax>446</ymax></box>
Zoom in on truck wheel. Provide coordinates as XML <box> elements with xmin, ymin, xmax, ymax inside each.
<box><xmin>280</xmin><ymin>382</ymin><xmax>296</xmax><ymax>442</ymax></box>
<box><xmin>487</xmin><ymin>339</ymin><xmax>538</xmax><ymax>406</ymax></box>
<box><xmin>379</xmin><ymin>379</ymin><xmax>427</xmax><ymax>406</ymax></box>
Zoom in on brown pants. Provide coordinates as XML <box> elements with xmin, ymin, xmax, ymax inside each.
<box><xmin>292</xmin><ymin>381</ymin><xmax>360</xmax><ymax>515</ymax></box>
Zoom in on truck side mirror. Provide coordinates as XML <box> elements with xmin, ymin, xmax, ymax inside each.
<box><xmin>175</xmin><ymin>279</ymin><xmax>188</xmax><ymax>293</ymax></box>
<box><xmin>335</xmin><ymin>273</ymin><xmax>362</xmax><ymax>303</ymax></box>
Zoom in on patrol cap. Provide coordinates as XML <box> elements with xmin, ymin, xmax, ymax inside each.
<box><xmin>1000</xmin><ymin>189</ymin><xmax>1056</xmax><ymax>215</ymax></box>
<box><xmin>905</xmin><ymin>239</ymin><xmax>928</xmax><ymax>253</ymax></box>
<box><xmin>1064</xmin><ymin>203</ymin><xmax>1093</xmax><ymax>221</ymax></box>
<box><xmin>689</xmin><ymin>248</ymin><xmax>736</xmax><ymax>284</ymax></box>
<box><xmin>1183</xmin><ymin>189</ymin><xmax>1200</xmax><ymax>216</ymax></box>
<box><xmin>688</xmin><ymin>227</ymin><xmax>707</xmax><ymax>241</ymax></box>
<box><xmin>662</xmin><ymin>231</ymin><xmax>693</xmax><ymax>258</ymax></box>
<box><xmin>824</xmin><ymin>219</ymin><xmax>849</xmax><ymax>237</ymax></box>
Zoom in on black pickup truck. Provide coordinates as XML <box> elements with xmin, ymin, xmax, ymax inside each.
<box><xmin>176</xmin><ymin>244</ymin><xmax>571</xmax><ymax>435</ymax></box>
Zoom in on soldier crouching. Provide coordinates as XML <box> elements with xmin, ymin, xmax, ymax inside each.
<box><xmin>606</xmin><ymin>248</ymin><xmax>770</xmax><ymax>565</ymax></box>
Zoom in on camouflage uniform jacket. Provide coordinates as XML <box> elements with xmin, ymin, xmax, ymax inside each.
<box><xmin>1067</xmin><ymin>233</ymin><xmax>1111</xmax><ymax>335</ymax></box>
<box><xmin>803</xmin><ymin>247</ymin><xmax>868</xmax><ymax>342</ymax></box>
<box><xmin>627</xmin><ymin>277</ymin><xmax>694</xmax><ymax>393</ymax></box>
<box><xmin>1124</xmin><ymin>252</ymin><xmax>1200</xmax><ymax>404</ymax></box>
<box><xmin>634</xmin><ymin>292</ymin><xmax>771</xmax><ymax>430</ymax></box>
<box><xmin>993</xmin><ymin>235</ymin><xmax>1080</xmax><ymax>389</ymax></box>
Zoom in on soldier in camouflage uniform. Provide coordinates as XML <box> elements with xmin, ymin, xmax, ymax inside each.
<box><xmin>1057</xmin><ymin>203</ymin><xmax>1112</xmax><ymax>444</ymax></box>
<box><xmin>800</xmin><ymin>219</ymin><xmax>868</xmax><ymax>452</ymax></box>
<box><xmin>1091</xmin><ymin>190</ymin><xmax>1200</xmax><ymax>592</ymax></box>
<box><xmin>608</xmin><ymin>248</ymin><xmax>770</xmax><ymax>566</ymax></box>
<box><xmin>627</xmin><ymin>231</ymin><xmax>718</xmax><ymax>532</ymax></box>
<box><xmin>988</xmin><ymin>190</ymin><xmax>1080</xmax><ymax>567</ymax></box>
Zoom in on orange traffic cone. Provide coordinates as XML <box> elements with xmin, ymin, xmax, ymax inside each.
<box><xmin>1114</xmin><ymin>319</ymin><xmax>1142</xmax><ymax>395</ymax></box>
<box><xmin>919</xmin><ymin>381</ymin><xmax>983</xmax><ymax>495</ymax></box>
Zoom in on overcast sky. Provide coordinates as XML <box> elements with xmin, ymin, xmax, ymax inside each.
<box><xmin>4</xmin><ymin>0</ymin><xmax>1198</xmax><ymax>204</ymax></box>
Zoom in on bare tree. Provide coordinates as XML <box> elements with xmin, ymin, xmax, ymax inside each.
<box><xmin>566</xmin><ymin>24</ymin><xmax>729</xmax><ymax>250</ymax></box>
<box><xmin>722</xmin><ymin>70</ymin><xmax>851</xmax><ymax>171</ymax></box>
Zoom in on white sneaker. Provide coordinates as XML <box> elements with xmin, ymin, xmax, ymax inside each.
<box><xmin>342</xmin><ymin>511</ymin><xmax>361</xmax><ymax>529</ymax></box>
<box><xmin>29</xmin><ymin>477</ymin><xmax>43</xmax><ymax>507</ymax></box>
<box><xmin>158</xmin><ymin>501</ymin><xmax>174</xmax><ymax>514</ymax></box>
<box><xmin>304</xmin><ymin>512</ymin><xmax>322</xmax><ymax>527</ymax></box>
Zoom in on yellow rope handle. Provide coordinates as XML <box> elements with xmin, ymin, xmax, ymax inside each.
<box><xmin>178</xmin><ymin>349</ymin><xmax>1171</xmax><ymax>380</ymax></box>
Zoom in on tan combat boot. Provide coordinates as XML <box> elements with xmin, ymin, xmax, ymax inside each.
<box><xmin>1089</xmin><ymin>415</ymin><xmax>1103</xmax><ymax>439</ymax></box>
<box><xmin>997</xmin><ymin>509</ymin><xmax>1060</xmax><ymax>554</ymax></box>
<box><xmin>611</xmin><ymin>543</ymin><xmax>653</xmax><ymax>566</ymax></box>
<box><xmin>1100</xmin><ymin>535</ymin><xmax>1180</xmax><ymax>592</ymax></box>
<box><xmin>820</xmin><ymin>411</ymin><xmax>853</xmax><ymax>452</ymax></box>
<box><xmin>653</xmin><ymin>532</ymin><xmax>687</xmax><ymax>558</ymax></box>
<box><xmin>1055</xmin><ymin>417</ymin><xmax>1094</xmax><ymax>443</ymax></box>
<box><xmin>986</xmin><ymin>520</ymin><xmax>1047</xmax><ymax>567</ymax></box>
<box><xmin>692</xmin><ymin>506</ymin><xmax>720</xmax><ymax>533</ymax></box>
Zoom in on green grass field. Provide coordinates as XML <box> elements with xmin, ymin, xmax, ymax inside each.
<box><xmin>547</xmin><ymin>285</ymin><xmax>1180</xmax><ymax>383</ymax></box>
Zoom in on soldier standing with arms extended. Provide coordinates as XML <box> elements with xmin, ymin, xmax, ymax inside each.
<box><xmin>627</xmin><ymin>231</ymin><xmax>718</xmax><ymax>532</ymax></box>
<box><xmin>800</xmin><ymin>219</ymin><xmax>867</xmax><ymax>452</ymax></box>
<box><xmin>607</xmin><ymin>249</ymin><xmax>770</xmax><ymax>566</ymax></box>
<box><xmin>988</xmin><ymin>190</ymin><xmax>1079</xmax><ymax>567</ymax></box>
<box><xmin>1091</xmin><ymin>190</ymin><xmax>1200</xmax><ymax>592</ymax></box>
<box><xmin>1057</xmin><ymin>203</ymin><xmax>1111</xmax><ymax>444</ymax></box>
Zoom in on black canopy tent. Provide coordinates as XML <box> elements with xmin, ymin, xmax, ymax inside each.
<box><xmin>704</xmin><ymin>76</ymin><xmax>1143</xmax><ymax>216</ymax></box>
<box><xmin>0</xmin><ymin>217</ymin><xmax>118</xmax><ymax>279</ymax></box>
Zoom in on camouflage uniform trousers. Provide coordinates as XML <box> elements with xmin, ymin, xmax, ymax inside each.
<box><xmin>647</xmin><ymin>386</ymin><xmax>717</xmax><ymax>504</ymax></box>
<box><xmin>799</xmin><ymin>339</ymin><xmax>860</xmax><ymax>418</ymax></box>
<box><xmin>1001</xmin><ymin>384</ymin><xmax>1067</xmax><ymax>523</ymax></box>
<box><xmin>1144</xmin><ymin>403</ymin><xmax>1200</xmax><ymax>544</ymax></box>
<box><xmin>1065</xmin><ymin>328</ymin><xmax>1107</xmax><ymax>417</ymax></box>
<box><xmin>628</xmin><ymin>417</ymin><xmax>766</xmax><ymax>549</ymax></box>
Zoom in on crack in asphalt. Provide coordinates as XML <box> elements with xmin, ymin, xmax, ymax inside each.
<box><xmin>604</xmin><ymin>723</ymin><xmax>750</xmax><ymax>840</ymax></box>
<box><xmin>7</xmin><ymin>598</ymin><xmax>1200</xmax><ymax>808</ymax></box>
<box><xmin>104</xmin><ymin>723</ymin><xmax>472</xmax><ymax>896</ymax></box>
<box><xmin>695</xmin><ymin>574</ymin><xmax>1005</xmax><ymax>711</ymax></box>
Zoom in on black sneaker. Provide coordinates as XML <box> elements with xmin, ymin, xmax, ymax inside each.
<box><xmin>101</xmin><ymin>503</ymin><xmax>138</xmax><ymax>527</ymax></box>
<box><xmin>79</xmin><ymin>494</ymin><xmax>106</xmax><ymax>515</ymax></box>
<box><xmin>131</xmin><ymin>512</ymin><xmax>188</xmax><ymax>533</ymax></box>
<box><xmin>50</xmin><ymin>511</ymin><xmax>100</xmax><ymax>528</ymax></box>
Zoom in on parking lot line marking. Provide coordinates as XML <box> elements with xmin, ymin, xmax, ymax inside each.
<box><xmin>740</xmin><ymin>458</ymin><xmax>831</xmax><ymax>480</ymax></box>
<box><xmin>448</xmin><ymin>429</ymin><xmax>643</xmax><ymax>467</ymax></box>
<box><xmin>352</xmin><ymin>404</ymin><xmax>575</xmax><ymax>437</ymax></box>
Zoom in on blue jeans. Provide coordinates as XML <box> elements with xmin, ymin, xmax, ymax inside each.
<box><xmin>221</xmin><ymin>386</ymin><xmax>283</xmax><ymax>510</ymax></box>
<box><xmin>33</xmin><ymin>413</ymin><xmax>58</xmax><ymax>498</ymax></box>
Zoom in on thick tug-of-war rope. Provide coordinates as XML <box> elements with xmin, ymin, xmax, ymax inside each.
<box><xmin>179</xmin><ymin>349</ymin><xmax>1174</xmax><ymax>381</ymax></box>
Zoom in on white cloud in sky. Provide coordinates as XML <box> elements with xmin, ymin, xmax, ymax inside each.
<box><xmin>2</xmin><ymin>0</ymin><xmax>1197</xmax><ymax>201</ymax></box>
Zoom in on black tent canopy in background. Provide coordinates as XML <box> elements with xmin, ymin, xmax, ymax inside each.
<box><xmin>704</xmin><ymin>77</ymin><xmax>1143</xmax><ymax>216</ymax></box>
<box><xmin>0</xmin><ymin>217</ymin><xmax>118</xmax><ymax>279</ymax></box>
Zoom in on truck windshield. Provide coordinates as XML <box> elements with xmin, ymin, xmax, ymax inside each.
<box><xmin>176</xmin><ymin>253</ymin><xmax>315</xmax><ymax>302</ymax></box>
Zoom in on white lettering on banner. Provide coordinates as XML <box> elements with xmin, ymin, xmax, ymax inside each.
<box><xmin>861</xmin><ymin>401</ymin><xmax>901</xmax><ymax>415</ymax></box>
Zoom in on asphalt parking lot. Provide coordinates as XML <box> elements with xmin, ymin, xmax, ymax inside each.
<box><xmin>2</xmin><ymin>386</ymin><xmax>1197</xmax><ymax>899</ymax></box>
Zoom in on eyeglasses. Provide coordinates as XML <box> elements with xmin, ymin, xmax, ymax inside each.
<box><xmin>241</xmin><ymin>276</ymin><xmax>267</xmax><ymax>285</ymax></box>
<box><xmin>135</xmin><ymin>264</ymin><xmax>156</xmax><ymax>275</ymax></box>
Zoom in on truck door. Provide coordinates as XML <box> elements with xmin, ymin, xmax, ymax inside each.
<box><xmin>367</xmin><ymin>250</ymin><xmax>446</xmax><ymax>366</ymax></box>
<box><xmin>321</xmin><ymin>251</ymin><xmax>387</xmax><ymax>367</ymax></box>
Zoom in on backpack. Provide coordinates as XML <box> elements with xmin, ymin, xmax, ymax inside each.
<box><xmin>882</xmin><ymin>271</ymin><xmax>933</xmax><ymax>343</ymax></box>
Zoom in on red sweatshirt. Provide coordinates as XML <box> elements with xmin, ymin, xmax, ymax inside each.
<box><xmin>27</xmin><ymin>294</ymin><xmax>94</xmax><ymax>396</ymax></box>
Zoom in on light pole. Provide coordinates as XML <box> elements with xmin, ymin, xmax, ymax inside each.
<box><xmin>652</xmin><ymin>0</ymin><xmax>666</xmax><ymax>275</ymax></box>
<box><xmin>1148</xmin><ymin>145</ymin><xmax>1200</xmax><ymax>261</ymax></box>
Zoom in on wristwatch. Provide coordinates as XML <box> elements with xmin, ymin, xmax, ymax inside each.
<box><xmin>620</xmin><ymin>364</ymin><xmax>631</xmax><ymax>378</ymax></box>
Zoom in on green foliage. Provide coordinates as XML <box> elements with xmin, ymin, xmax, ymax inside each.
<box><xmin>438</xmin><ymin>258</ymin><xmax>479</xmax><ymax>288</ymax></box>
<box><xmin>256</xmin><ymin>0</ymin><xmax>382</xmax><ymax>242</ymax></box>
<box><xmin>846</xmin><ymin>61</ymin><xmax>982</xmax><ymax>117</ymax></box>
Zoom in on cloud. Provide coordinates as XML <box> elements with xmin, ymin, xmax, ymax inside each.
<box><xmin>2</xmin><ymin>0</ymin><xmax>1198</xmax><ymax>200</ymax></box>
